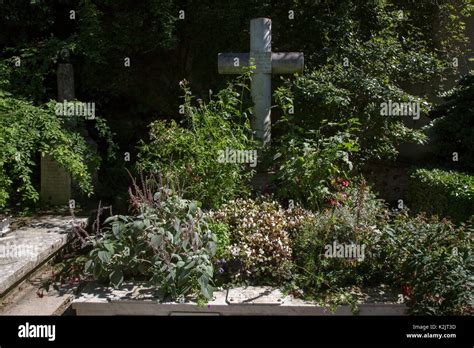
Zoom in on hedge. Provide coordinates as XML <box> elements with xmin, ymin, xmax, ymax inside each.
<box><xmin>408</xmin><ymin>168</ymin><xmax>474</xmax><ymax>222</ymax></box>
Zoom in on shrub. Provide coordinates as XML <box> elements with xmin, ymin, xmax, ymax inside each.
<box><xmin>207</xmin><ymin>220</ymin><xmax>231</xmax><ymax>261</ymax></box>
<box><xmin>138</xmin><ymin>76</ymin><xmax>257</xmax><ymax>209</ymax></box>
<box><xmin>273</xmin><ymin>118</ymin><xmax>360</xmax><ymax>211</ymax></box>
<box><xmin>407</xmin><ymin>168</ymin><xmax>474</xmax><ymax>222</ymax></box>
<box><xmin>83</xmin><ymin>175</ymin><xmax>217</xmax><ymax>301</ymax></box>
<box><xmin>0</xmin><ymin>91</ymin><xmax>115</xmax><ymax>207</ymax></box>
<box><xmin>210</xmin><ymin>198</ymin><xmax>312</xmax><ymax>284</ymax></box>
<box><xmin>426</xmin><ymin>75</ymin><xmax>474</xmax><ymax>172</ymax></box>
<box><xmin>382</xmin><ymin>212</ymin><xmax>473</xmax><ymax>315</ymax></box>
<box><xmin>273</xmin><ymin>22</ymin><xmax>434</xmax><ymax>163</ymax></box>
<box><xmin>292</xmin><ymin>181</ymin><xmax>388</xmax><ymax>295</ymax></box>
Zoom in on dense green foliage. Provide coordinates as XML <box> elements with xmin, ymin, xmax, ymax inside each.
<box><xmin>207</xmin><ymin>220</ymin><xmax>231</xmax><ymax>261</ymax></box>
<box><xmin>85</xmin><ymin>177</ymin><xmax>217</xmax><ymax>301</ymax></box>
<box><xmin>407</xmin><ymin>168</ymin><xmax>474</xmax><ymax>222</ymax></box>
<box><xmin>0</xmin><ymin>91</ymin><xmax>109</xmax><ymax>207</ymax></box>
<box><xmin>292</xmin><ymin>183</ymin><xmax>388</xmax><ymax>294</ymax></box>
<box><xmin>274</xmin><ymin>118</ymin><xmax>360</xmax><ymax>210</ymax></box>
<box><xmin>137</xmin><ymin>77</ymin><xmax>256</xmax><ymax>209</ymax></box>
<box><xmin>427</xmin><ymin>75</ymin><xmax>474</xmax><ymax>172</ymax></box>
<box><xmin>3</xmin><ymin>0</ymin><xmax>472</xmax><ymax>315</ymax></box>
<box><xmin>273</xmin><ymin>26</ymin><xmax>434</xmax><ymax>162</ymax></box>
<box><xmin>2</xmin><ymin>0</ymin><xmax>471</xmax><ymax>168</ymax></box>
<box><xmin>382</xmin><ymin>212</ymin><xmax>473</xmax><ymax>315</ymax></box>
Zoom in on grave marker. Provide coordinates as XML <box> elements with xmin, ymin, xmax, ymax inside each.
<box><xmin>218</xmin><ymin>18</ymin><xmax>304</xmax><ymax>145</ymax></box>
<box><xmin>40</xmin><ymin>62</ymin><xmax>74</xmax><ymax>205</ymax></box>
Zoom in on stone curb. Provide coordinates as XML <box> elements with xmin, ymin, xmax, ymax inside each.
<box><xmin>72</xmin><ymin>283</ymin><xmax>408</xmax><ymax>316</ymax></box>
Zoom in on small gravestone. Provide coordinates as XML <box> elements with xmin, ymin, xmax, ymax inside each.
<box><xmin>218</xmin><ymin>18</ymin><xmax>304</xmax><ymax>146</ymax></box>
<box><xmin>40</xmin><ymin>62</ymin><xmax>74</xmax><ymax>206</ymax></box>
<box><xmin>40</xmin><ymin>156</ymin><xmax>72</xmax><ymax>205</ymax></box>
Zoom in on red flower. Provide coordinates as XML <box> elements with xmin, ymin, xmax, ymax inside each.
<box><xmin>341</xmin><ymin>180</ymin><xmax>349</xmax><ymax>187</ymax></box>
<box><xmin>401</xmin><ymin>284</ymin><xmax>413</xmax><ymax>298</ymax></box>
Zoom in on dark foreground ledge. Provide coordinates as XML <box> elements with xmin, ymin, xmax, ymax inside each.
<box><xmin>72</xmin><ymin>282</ymin><xmax>407</xmax><ymax>316</ymax></box>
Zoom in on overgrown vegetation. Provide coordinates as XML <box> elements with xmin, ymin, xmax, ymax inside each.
<box><xmin>382</xmin><ymin>212</ymin><xmax>473</xmax><ymax>315</ymax></box>
<box><xmin>426</xmin><ymin>75</ymin><xmax>474</xmax><ymax>172</ymax></box>
<box><xmin>3</xmin><ymin>0</ymin><xmax>472</xmax><ymax>316</ymax></box>
<box><xmin>50</xmin><ymin>175</ymin><xmax>218</xmax><ymax>301</ymax></box>
<box><xmin>137</xmin><ymin>76</ymin><xmax>257</xmax><ymax>210</ymax></box>
<box><xmin>0</xmin><ymin>90</ymin><xmax>115</xmax><ymax>208</ymax></box>
<box><xmin>210</xmin><ymin>198</ymin><xmax>311</xmax><ymax>284</ymax></box>
<box><xmin>408</xmin><ymin>168</ymin><xmax>474</xmax><ymax>222</ymax></box>
<box><xmin>273</xmin><ymin>118</ymin><xmax>360</xmax><ymax>210</ymax></box>
<box><xmin>292</xmin><ymin>182</ymin><xmax>388</xmax><ymax>295</ymax></box>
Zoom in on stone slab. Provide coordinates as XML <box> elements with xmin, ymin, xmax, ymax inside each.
<box><xmin>40</xmin><ymin>155</ymin><xmax>71</xmax><ymax>206</ymax></box>
<box><xmin>72</xmin><ymin>282</ymin><xmax>408</xmax><ymax>316</ymax></box>
<box><xmin>0</xmin><ymin>264</ymin><xmax>75</xmax><ymax>316</ymax></box>
<box><xmin>227</xmin><ymin>286</ymin><xmax>285</xmax><ymax>305</ymax></box>
<box><xmin>0</xmin><ymin>216</ymin><xmax>87</xmax><ymax>296</ymax></box>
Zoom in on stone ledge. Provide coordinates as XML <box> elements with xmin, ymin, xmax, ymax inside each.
<box><xmin>72</xmin><ymin>283</ymin><xmax>408</xmax><ymax>316</ymax></box>
<box><xmin>0</xmin><ymin>216</ymin><xmax>87</xmax><ymax>297</ymax></box>
<box><xmin>0</xmin><ymin>263</ymin><xmax>76</xmax><ymax>316</ymax></box>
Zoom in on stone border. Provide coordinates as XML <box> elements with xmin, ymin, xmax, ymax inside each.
<box><xmin>72</xmin><ymin>284</ymin><xmax>408</xmax><ymax>316</ymax></box>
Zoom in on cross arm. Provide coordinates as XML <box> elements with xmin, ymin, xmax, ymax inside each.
<box><xmin>218</xmin><ymin>52</ymin><xmax>304</xmax><ymax>74</ymax></box>
<box><xmin>218</xmin><ymin>53</ymin><xmax>249</xmax><ymax>74</ymax></box>
<box><xmin>272</xmin><ymin>52</ymin><xmax>304</xmax><ymax>74</ymax></box>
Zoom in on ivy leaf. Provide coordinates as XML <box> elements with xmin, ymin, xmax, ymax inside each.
<box><xmin>104</xmin><ymin>242</ymin><xmax>115</xmax><ymax>254</ymax></box>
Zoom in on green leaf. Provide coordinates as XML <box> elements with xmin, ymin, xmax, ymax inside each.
<box><xmin>104</xmin><ymin>242</ymin><xmax>115</xmax><ymax>254</ymax></box>
<box><xmin>150</xmin><ymin>234</ymin><xmax>162</xmax><ymax>249</ymax></box>
<box><xmin>173</xmin><ymin>218</ymin><xmax>181</xmax><ymax>233</ymax></box>
<box><xmin>110</xmin><ymin>269</ymin><xmax>124</xmax><ymax>288</ymax></box>
<box><xmin>84</xmin><ymin>260</ymin><xmax>93</xmax><ymax>273</ymax></box>
<box><xmin>188</xmin><ymin>201</ymin><xmax>198</xmax><ymax>215</ymax></box>
<box><xmin>112</xmin><ymin>223</ymin><xmax>121</xmax><ymax>239</ymax></box>
<box><xmin>97</xmin><ymin>250</ymin><xmax>111</xmax><ymax>264</ymax></box>
<box><xmin>103</xmin><ymin>215</ymin><xmax>118</xmax><ymax>225</ymax></box>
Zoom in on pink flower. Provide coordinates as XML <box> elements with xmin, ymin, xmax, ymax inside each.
<box><xmin>341</xmin><ymin>180</ymin><xmax>349</xmax><ymax>187</ymax></box>
<box><xmin>329</xmin><ymin>199</ymin><xmax>339</xmax><ymax>206</ymax></box>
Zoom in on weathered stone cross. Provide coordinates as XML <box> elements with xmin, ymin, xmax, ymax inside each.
<box><xmin>218</xmin><ymin>18</ymin><xmax>304</xmax><ymax>146</ymax></box>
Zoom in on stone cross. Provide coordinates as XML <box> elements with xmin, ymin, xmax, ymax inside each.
<box><xmin>218</xmin><ymin>18</ymin><xmax>304</xmax><ymax>145</ymax></box>
<box><xmin>40</xmin><ymin>62</ymin><xmax>74</xmax><ymax>206</ymax></box>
